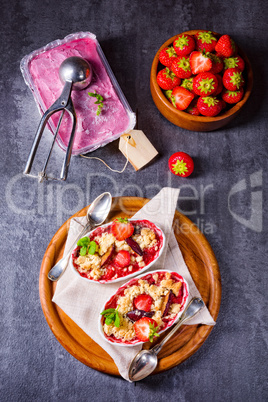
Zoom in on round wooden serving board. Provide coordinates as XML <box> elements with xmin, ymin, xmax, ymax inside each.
<box><xmin>39</xmin><ymin>197</ymin><xmax>221</xmax><ymax>377</ymax></box>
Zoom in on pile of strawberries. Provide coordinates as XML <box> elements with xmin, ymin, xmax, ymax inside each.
<box><xmin>156</xmin><ymin>31</ymin><xmax>246</xmax><ymax>117</ymax></box>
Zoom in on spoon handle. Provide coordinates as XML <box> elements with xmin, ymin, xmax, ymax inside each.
<box><xmin>47</xmin><ymin>220</ymin><xmax>92</xmax><ymax>281</ymax></box>
<box><xmin>152</xmin><ymin>297</ymin><xmax>205</xmax><ymax>355</ymax></box>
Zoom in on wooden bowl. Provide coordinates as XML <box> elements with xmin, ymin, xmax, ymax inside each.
<box><xmin>150</xmin><ymin>30</ymin><xmax>253</xmax><ymax>132</ymax></box>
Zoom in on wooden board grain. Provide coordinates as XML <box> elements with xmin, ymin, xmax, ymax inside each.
<box><xmin>39</xmin><ymin>197</ymin><xmax>221</xmax><ymax>377</ymax></box>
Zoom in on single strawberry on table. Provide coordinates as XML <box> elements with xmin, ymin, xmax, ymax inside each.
<box><xmin>223</xmin><ymin>67</ymin><xmax>245</xmax><ymax>91</ymax></box>
<box><xmin>193</xmin><ymin>72</ymin><xmax>218</xmax><ymax>96</ymax></box>
<box><xmin>111</xmin><ymin>217</ymin><xmax>134</xmax><ymax>241</ymax></box>
<box><xmin>159</xmin><ymin>46</ymin><xmax>178</xmax><ymax>67</ymax></box>
<box><xmin>189</xmin><ymin>51</ymin><xmax>212</xmax><ymax>74</ymax></box>
<box><xmin>171</xmin><ymin>56</ymin><xmax>192</xmax><ymax>79</ymax></box>
<box><xmin>173</xmin><ymin>34</ymin><xmax>196</xmax><ymax>56</ymax></box>
<box><xmin>171</xmin><ymin>86</ymin><xmax>194</xmax><ymax>110</ymax></box>
<box><xmin>134</xmin><ymin>317</ymin><xmax>160</xmax><ymax>342</ymax></box>
<box><xmin>215</xmin><ymin>34</ymin><xmax>236</xmax><ymax>57</ymax></box>
<box><xmin>168</xmin><ymin>152</ymin><xmax>194</xmax><ymax>177</ymax></box>
<box><xmin>197</xmin><ymin>96</ymin><xmax>223</xmax><ymax>116</ymax></box>
<box><xmin>222</xmin><ymin>88</ymin><xmax>244</xmax><ymax>104</ymax></box>
<box><xmin>134</xmin><ymin>294</ymin><xmax>153</xmax><ymax>312</ymax></box>
<box><xmin>195</xmin><ymin>31</ymin><xmax>217</xmax><ymax>52</ymax></box>
<box><xmin>156</xmin><ymin>67</ymin><xmax>181</xmax><ymax>90</ymax></box>
<box><xmin>223</xmin><ymin>55</ymin><xmax>245</xmax><ymax>71</ymax></box>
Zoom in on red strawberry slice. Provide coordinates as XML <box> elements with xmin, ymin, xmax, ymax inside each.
<box><xmin>134</xmin><ymin>317</ymin><xmax>160</xmax><ymax>342</ymax></box>
<box><xmin>189</xmin><ymin>51</ymin><xmax>212</xmax><ymax>74</ymax></box>
<box><xmin>111</xmin><ymin>218</ymin><xmax>134</xmax><ymax>241</ymax></box>
<box><xmin>215</xmin><ymin>34</ymin><xmax>236</xmax><ymax>58</ymax></box>
<box><xmin>171</xmin><ymin>86</ymin><xmax>194</xmax><ymax>110</ymax></box>
<box><xmin>113</xmin><ymin>250</ymin><xmax>131</xmax><ymax>268</ymax></box>
<box><xmin>133</xmin><ymin>294</ymin><xmax>153</xmax><ymax>312</ymax></box>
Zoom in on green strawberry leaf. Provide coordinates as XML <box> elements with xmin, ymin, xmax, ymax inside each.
<box><xmin>149</xmin><ymin>322</ymin><xmax>160</xmax><ymax>342</ymax></box>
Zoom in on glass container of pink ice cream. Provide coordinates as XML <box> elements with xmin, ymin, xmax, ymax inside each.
<box><xmin>20</xmin><ymin>32</ymin><xmax>136</xmax><ymax>155</ymax></box>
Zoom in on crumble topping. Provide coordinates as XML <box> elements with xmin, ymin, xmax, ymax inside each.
<box><xmin>73</xmin><ymin>221</ymin><xmax>160</xmax><ymax>282</ymax></box>
<box><xmin>103</xmin><ymin>272</ymin><xmax>183</xmax><ymax>342</ymax></box>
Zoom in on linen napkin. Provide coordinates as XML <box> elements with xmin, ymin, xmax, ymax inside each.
<box><xmin>52</xmin><ymin>187</ymin><xmax>215</xmax><ymax>381</ymax></box>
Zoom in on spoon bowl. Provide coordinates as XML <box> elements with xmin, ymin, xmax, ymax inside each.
<box><xmin>47</xmin><ymin>192</ymin><xmax>112</xmax><ymax>281</ymax></box>
<box><xmin>128</xmin><ymin>297</ymin><xmax>205</xmax><ymax>381</ymax></box>
<box><xmin>59</xmin><ymin>56</ymin><xmax>93</xmax><ymax>90</ymax></box>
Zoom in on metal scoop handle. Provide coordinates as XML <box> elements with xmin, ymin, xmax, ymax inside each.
<box><xmin>24</xmin><ymin>80</ymin><xmax>77</xmax><ymax>182</ymax></box>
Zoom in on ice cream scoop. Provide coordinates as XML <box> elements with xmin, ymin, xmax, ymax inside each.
<box><xmin>24</xmin><ymin>56</ymin><xmax>92</xmax><ymax>182</ymax></box>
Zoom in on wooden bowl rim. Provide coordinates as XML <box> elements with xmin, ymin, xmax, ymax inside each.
<box><xmin>150</xmin><ymin>30</ymin><xmax>253</xmax><ymax>123</ymax></box>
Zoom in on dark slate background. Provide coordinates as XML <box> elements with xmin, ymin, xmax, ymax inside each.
<box><xmin>1</xmin><ymin>1</ymin><xmax>267</xmax><ymax>401</ymax></box>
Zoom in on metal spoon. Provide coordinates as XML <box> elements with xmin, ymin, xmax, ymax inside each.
<box><xmin>47</xmin><ymin>192</ymin><xmax>112</xmax><ymax>281</ymax></box>
<box><xmin>128</xmin><ymin>297</ymin><xmax>205</xmax><ymax>382</ymax></box>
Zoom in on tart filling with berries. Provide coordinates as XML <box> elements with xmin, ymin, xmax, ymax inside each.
<box><xmin>71</xmin><ymin>219</ymin><xmax>165</xmax><ymax>283</ymax></box>
<box><xmin>99</xmin><ymin>270</ymin><xmax>189</xmax><ymax>345</ymax></box>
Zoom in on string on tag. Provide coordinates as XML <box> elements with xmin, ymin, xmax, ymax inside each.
<box><xmin>79</xmin><ymin>136</ymin><xmax>129</xmax><ymax>173</ymax></box>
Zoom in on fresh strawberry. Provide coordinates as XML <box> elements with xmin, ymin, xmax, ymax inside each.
<box><xmin>159</xmin><ymin>46</ymin><xmax>178</xmax><ymax>67</ymax></box>
<box><xmin>223</xmin><ymin>67</ymin><xmax>245</xmax><ymax>90</ymax></box>
<box><xmin>111</xmin><ymin>218</ymin><xmax>134</xmax><ymax>241</ymax></box>
<box><xmin>113</xmin><ymin>250</ymin><xmax>131</xmax><ymax>268</ymax></box>
<box><xmin>193</xmin><ymin>72</ymin><xmax>218</xmax><ymax>96</ymax></box>
<box><xmin>209</xmin><ymin>53</ymin><xmax>224</xmax><ymax>74</ymax></box>
<box><xmin>223</xmin><ymin>55</ymin><xmax>245</xmax><ymax>71</ymax></box>
<box><xmin>164</xmin><ymin>89</ymin><xmax>173</xmax><ymax>102</ymax></box>
<box><xmin>214</xmin><ymin>74</ymin><xmax>223</xmax><ymax>95</ymax></box>
<box><xmin>173</xmin><ymin>34</ymin><xmax>196</xmax><ymax>56</ymax></box>
<box><xmin>168</xmin><ymin>152</ymin><xmax>194</xmax><ymax>177</ymax></box>
<box><xmin>156</xmin><ymin>68</ymin><xmax>181</xmax><ymax>90</ymax></box>
<box><xmin>222</xmin><ymin>88</ymin><xmax>244</xmax><ymax>103</ymax></box>
<box><xmin>133</xmin><ymin>294</ymin><xmax>153</xmax><ymax>312</ymax></box>
<box><xmin>171</xmin><ymin>56</ymin><xmax>192</xmax><ymax>78</ymax></box>
<box><xmin>189</xmin><ymin>51</ymin><xmax>212</xmax><ymax>74</ymax></box>
<box><xmin>221</xmin><ymin>100</ymin><xmax>227</xmax><ymax>110</ymax></box>
<box><xmin>197</xmin><ymin>96</ymin><xmax>223</xmax><ymax>116</ymax></box>
<box><xmin>186</xmin><ymin>98</ymin><xmax>200</xmax><ymax>115</ymax></box>
<box><xmin>215</xmin><ymin>34</ymin><xmax>236</xmax><ymax>57</ymax></box>
<box><xmin>171</xmin><ymin>86</ymin><xmax>194</xmax><ymax>110</ymax></box>
<box><xmin>134</xmin><ymin>317</ymin><xmax>160</xmax><ymax>342</ymax></box>
<box><xmin>181</xmin><ymin>77</ymin><xmax>197</xmax><ymax>96</ymax></box>
<box><xmin>195</xmin><ymin>31</ymin><xmax>217</xmax><ymax>52</ymax></box>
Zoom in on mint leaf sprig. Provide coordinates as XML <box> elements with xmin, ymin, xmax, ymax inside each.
<box><xmin>149</xmin><ymin>322</ymin><xmax>160</xmax><ymax>342</ymax></box>
<box><xmin>101</xmin><ymin>308</ymin><xmax>120</xmax><ymax>328</ymax></box>
<box><xmin>77</xmin><ymin>237</ymin><xmax>98</xmax><ymax>256</ymax></box>
<box><xmin>88</xmin><ymin>91</ymin><xmax>104</xmax><ymax>115</ymax></box>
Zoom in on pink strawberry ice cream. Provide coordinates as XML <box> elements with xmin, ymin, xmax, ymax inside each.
<box><xmin>27</xmin><ymin>33</ymin><xmax>133</xmax><ymax>154</ymax></box>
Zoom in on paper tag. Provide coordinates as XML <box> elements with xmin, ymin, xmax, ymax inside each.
<box><xmin>119</xmin><ymin>130</ymin><xmax>158</xmax><ymax>171</ymax></box>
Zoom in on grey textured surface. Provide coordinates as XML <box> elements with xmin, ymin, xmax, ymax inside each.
<box><xmin>1</xmin><ymin>1</ymin><xmax>267</xmax><ymax>401</ymax></box>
